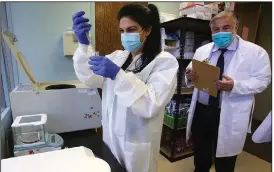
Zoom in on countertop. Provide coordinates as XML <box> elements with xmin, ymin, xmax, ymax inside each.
<box><xmin>60</xmin><ymin>129</ymin><xmax>127</xmax><ymax>172</ymax></box>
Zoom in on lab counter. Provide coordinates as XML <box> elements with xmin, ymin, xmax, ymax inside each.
<box><xmin>60</xmin><ymin>129</ymin><xmax>127</xmax><ymax>172</ymax></box>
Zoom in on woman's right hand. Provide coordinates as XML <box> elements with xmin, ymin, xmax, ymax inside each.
<box><xmin>186</xmin><ymin>68</ymin><xmax>198</xmax><ymax>82</ymax></box>
<box><xmin>72</xmin><ymin>11</ymin><xmax>91</xmax><ymax>45</ymax></box>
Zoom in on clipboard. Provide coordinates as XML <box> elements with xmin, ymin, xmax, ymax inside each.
<box><xmin>192</xmin><ymin>59</ymin><xmax>220</xmax><ymax>97</ymax></box>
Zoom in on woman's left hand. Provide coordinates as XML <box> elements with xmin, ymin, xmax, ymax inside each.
<box><xmin>88</xmin><ymin>56</ymin><xmax>121</xmax><ymax>80</ymax></box>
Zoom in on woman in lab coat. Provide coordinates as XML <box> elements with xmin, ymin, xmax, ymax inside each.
<box><xmin>72</xmin><ymin>4</ymin><xmax>178</xmax><ymax>172</ymax></box>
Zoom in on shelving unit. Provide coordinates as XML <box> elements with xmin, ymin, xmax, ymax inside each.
<box><xmin>160</xmin><ymin>16</ymin><xmax>212</xmax><ymax>163</ymax></box>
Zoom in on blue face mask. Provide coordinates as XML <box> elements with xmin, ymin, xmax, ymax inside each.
<box><xmin>121</xmin><ymin>31</ymin><xmax>144</xmax><ymax>53</ymax></box>
<box><xmin>212</xmin><ymin>32</ymin><xmax>233</xmax><ymax>48</ymax></box>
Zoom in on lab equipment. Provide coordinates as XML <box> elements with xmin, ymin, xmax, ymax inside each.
<box><xmin>12</xmin><ymin>114</ymin><xmax>64</xmax><ymax>157</ymax></box>
<box><xmin>2</xmin><ymin>30</ymin><xmax>102</xmax><ymax>134</ymax></box>
<box><xmin>89</xmin><ymin>56</ymin><xmax>120</xmax><ymax>80</ymax></box>
<box><xmin>72</xmin><ymin>11</ymin><xmax>91</xmax><ymax>45</ymax></box>
<box><xmin>2</xmin><ymin>146</ymin><xmax>111</xmax><ymax>172</ymax></box>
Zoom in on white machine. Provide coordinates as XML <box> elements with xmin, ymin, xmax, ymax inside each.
<box><xmin>2</xmin><ymin>146</ymin><xmax>111</xmax><ymax>172</ymax></box>
<box><xmin>2</xmin><ymin>30</ymin><xmax>102</xmax><ymax>134</ymax></box>
<box><xmin>12</xmin><ymin>114</ymin><xmax>64</xmax><ymax>157</ymax></box>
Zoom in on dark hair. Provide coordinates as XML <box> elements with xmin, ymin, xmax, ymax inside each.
<box><xmin>118</xmin><ymin>3</ymin><xmax>161</xmax><ymax>73</ymax></box>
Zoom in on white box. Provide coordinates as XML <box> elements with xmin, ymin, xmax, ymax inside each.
<box><xmin>179</xmin><ymin>2</ymin><xmax>204</xmax><ymax>10</ymax></box>
<box><xmin>160</xmin><ymin>12</ymin><xmax>177</xmax><ymax>23</ymax></box>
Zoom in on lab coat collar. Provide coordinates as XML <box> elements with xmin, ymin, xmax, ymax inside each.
<box><xmin>212</xmin><ymin>35</ymin><xmax>239</xmax><ymax>52</ymax></box>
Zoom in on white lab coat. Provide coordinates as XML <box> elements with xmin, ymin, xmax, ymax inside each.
<box><xmin>185</xmin><ymin>36</ymin><xmax>271</xmax><ymax>157</ymax></box>
<box><xmin>73</xmin><ymin>44</ymin><xmax>178</xmax><ymax>172</ymax></box>
<box><xmin>252</xmin><ymin>111</ymin><xmax>272</xmax><ymax>143</ymax></box>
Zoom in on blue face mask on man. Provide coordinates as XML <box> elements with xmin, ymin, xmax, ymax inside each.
<box><xmin>121</xmin><ymin>30</ymin><xmax>145</xmax><ymax>53</ymax></box>
<box><xmin>212</xmin><ymin>32</ymin><xmax>233</xmax><ymax>48</ymax></box>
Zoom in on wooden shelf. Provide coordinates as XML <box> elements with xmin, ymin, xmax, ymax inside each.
<box><xmin>163</xmin><ymin>123</ymin><xmax>186</xmax><ymax>130</ymax></box>
<box><xmin>161</xmin><ymin>16</ymin><xmax>211</xmax><ymax>34</ymax></box>
<box><xmin>165</xmin><ymin>38</ymin><xmax>179</xmax><ymax>41</ymax></box>
<box><xmin>164</xmin><ymin>47</ymin><xmax>178</xmax><ymax>51</ymax></box>
<box><xmin>160</xmin><ymin>146</ymin><xmax>194</xmax><ymax>162</ymax></box>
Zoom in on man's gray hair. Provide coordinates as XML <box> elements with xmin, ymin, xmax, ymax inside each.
<box><xmin>210</xmin><ymin>10</ymin><xmax>239</xmax><ymax>29</ymax></box>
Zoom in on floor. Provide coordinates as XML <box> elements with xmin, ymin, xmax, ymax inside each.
<box><xmin>158</xmin><ymin>151</ymin><xmax>271</xmax><ymax>172</ymax></box>
<box><xmin>243</xmin><ymin>118</ymin><xmax>272</xmax><ymax>163</ymax></box>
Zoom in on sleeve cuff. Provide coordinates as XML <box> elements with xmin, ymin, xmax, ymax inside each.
<box><xmin>228</xmin><ymin>80</ymin><xmax>239</xmax><ymax>97</ymax></box>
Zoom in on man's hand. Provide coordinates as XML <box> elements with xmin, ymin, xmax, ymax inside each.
<box><xmin>186</xmin><ymin>68</ymin><xmax>198</xmax><ymax>82</ymax></box>
<box><xmin>215</xmin><ymin>74</ymin><xmax>234</xmax><ymax>91</ymax></box>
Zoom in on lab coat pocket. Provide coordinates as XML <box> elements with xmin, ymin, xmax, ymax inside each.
<box><xmin>124</xmin><ymin>142</ymin><xmax>151</xmax><ymax>172</ymax></box>
<box><xmin>232</xmin><ymin>112</ymin><xmax>250</xmax><ymax>132</ymax></box>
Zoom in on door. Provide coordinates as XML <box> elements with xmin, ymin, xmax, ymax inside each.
<box><xmin>95</xmin><ymin>2</ymin><xmax>148</xmax><ymax>56</ymax></box>
<box><xmin>234</xmin><ymin>2</ymin><xmax>262</xmax><ymax>43</ymax></box>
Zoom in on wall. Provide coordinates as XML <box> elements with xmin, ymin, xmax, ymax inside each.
<box><xmin>7</xmin><ymin>2</ymin><xmax>180</xmax><ymax>84</ymax></box>
<box><xmin>7</xmin><ymin>2</ymin><xmax>94</xmax><ymax>83</ymax></box>
<box><xmin>150</xmin><ymin>2</ymin><xmax>180</xmax><ymax>16</ymax></box>
<box><xmin>253</xmin><ymin>3</ymin><xmax>272</xmax><ymax>121</ymax></box>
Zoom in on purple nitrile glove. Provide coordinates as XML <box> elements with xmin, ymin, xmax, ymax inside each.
<box><xmin>72</xmin><ymin>11</ymin><xmax>91</xmax><ymax>45</ymax></box>
<box><xmin>89</xmin><ymin>56</ymin><xmax>121</xmax><ymax>80</ymax></box>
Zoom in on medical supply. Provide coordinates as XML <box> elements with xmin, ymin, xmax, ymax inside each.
<box><xmin>212</xmin><ymin>32</ymin><xmax>233</xmax><ymax>48</ymax></box>
<box><xmin>179</xmin><ymin>2</ymin><xmax>205</xmax><ymax>10</ymax></box>
<box><xmin>12</xmin><ymin>114</ymin><xmax>64</xmax><ymax>157</ymax></box>
<box><xmin>179</xmin><ymin>5</ymin><xmax>212</xmax><ymax>20</ymax></box>
<box><xmin>2</xmin><ymin>30</ymin><xmax>102</xmax><ymax>134</ymax></box>
<box><xmin>2</xmin><ymin>146</ymin><xmax>111</xmax><ymax>172</ymax></box>
<box><xmin>121</xmin><ymin>32</ymin><xmax>144</xmax><ymax>52</ymax></box>
<box><xmin>159</xmin><ymin>12</ymin><xmax>177</xmax><ymax>23</ymax></box>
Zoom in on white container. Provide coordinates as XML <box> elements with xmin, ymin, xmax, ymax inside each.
<box><xmin>160</xmin><ymin>12</ymin><xmax>177</xmax><ymax>23</ymax></box>
<box><xmin>179</xmin><ymin>2</ymin><xmax>204</xmax><ymax>10</ymax></box>
<box><xmin>179</xmin><ymin>5</ymin><xmax>212</xmax><ymax>20</ymax></box>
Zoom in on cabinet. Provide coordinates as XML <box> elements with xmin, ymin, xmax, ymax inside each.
<box><xmin>160</xmin><ymin>17</ymin><xmax>211</xmax><ymax>162</ymax></box>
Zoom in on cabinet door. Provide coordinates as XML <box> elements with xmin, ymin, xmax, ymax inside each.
<box><xmin>234</xmin><ymin>2</ymin><xmax>262</xmax><ymax>43</ymax></box>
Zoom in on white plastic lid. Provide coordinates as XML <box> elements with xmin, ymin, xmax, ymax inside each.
<box><xmin>12</xmin><ymin>114</ymin><xmax>47</xmax><ymax>128</ymax></box>
<box><xmin>2</xmin><ymin>146</ymin><xmax>111</xmax><ymax>172</ymax></box>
